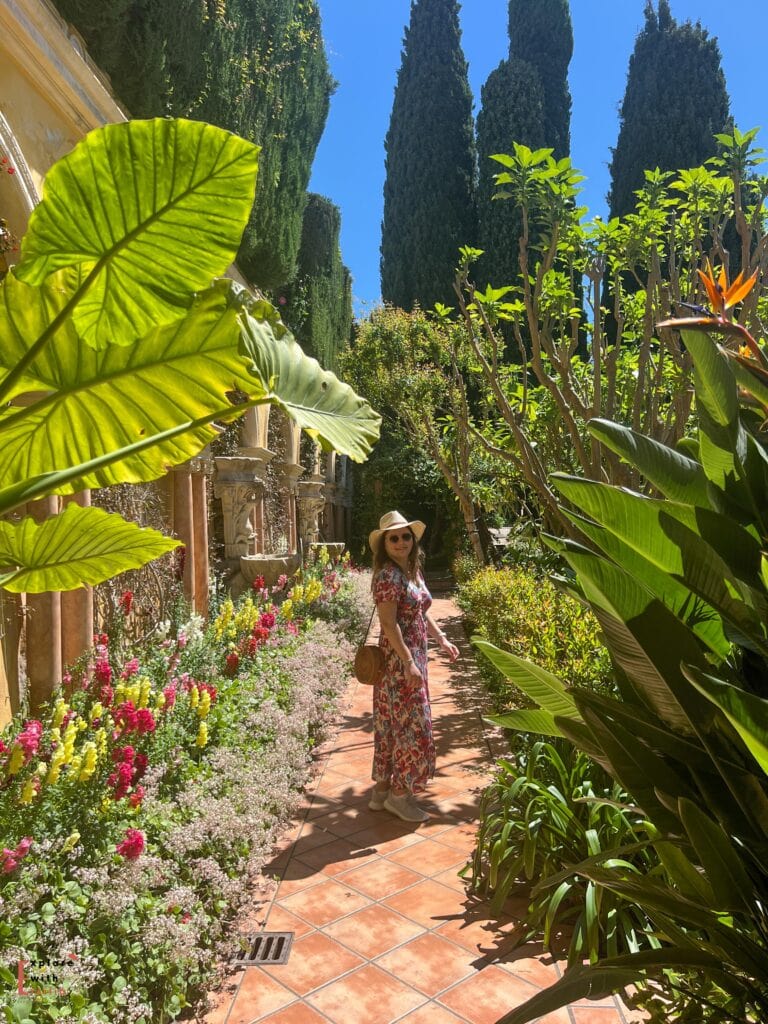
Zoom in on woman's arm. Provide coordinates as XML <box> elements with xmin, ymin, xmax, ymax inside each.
<box><xmin>378</xmin><ymin>600</ymin><xmax>422</xmax><ymax>680</ymax></box>
<box><xmin>425</xmin><ymin>611</ymin><xmax>460</xmax><ymax>663</ymax></box>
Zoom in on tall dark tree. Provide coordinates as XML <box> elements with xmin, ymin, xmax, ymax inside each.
<box><xmin>380</xmin><ymin>0</ymin><xmax>477</xmax><ymax>311</ymax></box>
<box><xmin>476</xmin><ymin>0</ymin><xmax>573</xmax><ymax>288</ymax></box>
<box><xmin>608</xmin><ymin>0</ymin><xmax>730</xmax><ymax>218</ymax></box>
<box><xmin>282</xmin><ymin>194</ymin><xmax>353</xmax><ymax>373</ymax></box>
<box><xmin>52</xmin><ymin>0</ymin><xmax>333</xmax><ymax>289</ymax></box>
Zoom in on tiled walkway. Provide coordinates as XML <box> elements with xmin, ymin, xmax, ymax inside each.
<box><xmin>206</xmin><ymin>589</ymin><xmax>635</xmax><ymax>1024</ymax></box>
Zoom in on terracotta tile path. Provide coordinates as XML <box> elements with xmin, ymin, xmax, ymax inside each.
<box><xmin>205</xmin><ymin>587</ymin><xmax>638</xmax><ymax>1024</ymax></box>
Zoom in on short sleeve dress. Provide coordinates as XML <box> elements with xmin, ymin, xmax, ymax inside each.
<box><xmin>371</xmin><ymin>562</ymin><xmax>435</xmax><ymax>794</ymax></box>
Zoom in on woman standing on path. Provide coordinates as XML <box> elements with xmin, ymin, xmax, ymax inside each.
<box><xmin>368</xmin><ymin>511</ymin><xmax>460</xmax><ymax>823</ymax></box>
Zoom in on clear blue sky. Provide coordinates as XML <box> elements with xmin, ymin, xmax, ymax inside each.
<box><xmin>308</xmin><ymin>1</ymin><xmax>767</xmax><ymax>316</ymax></box>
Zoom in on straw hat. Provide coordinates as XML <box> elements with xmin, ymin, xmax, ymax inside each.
<box><xmin>368</xmin><ymin>510</ymin><xmax>426</xmax><ymax>551</ymax></box>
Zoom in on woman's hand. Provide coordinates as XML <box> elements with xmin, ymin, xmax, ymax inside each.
<box><xmin>438</xmin><ymin>634</ymin><xmax>460</xmax><ymax>663</ymax></box>
<box><xmin>406</xmin><ymin>657</ymin><xmax>423</xmax><ymax>681</ymax></box>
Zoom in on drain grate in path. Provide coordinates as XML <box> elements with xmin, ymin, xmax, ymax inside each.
<box><xmin>232</xmin><ymin>931</ymin><xmax>294</xmax><ymax>967</ymax></box>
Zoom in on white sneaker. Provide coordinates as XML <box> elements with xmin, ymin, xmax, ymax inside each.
<box><xmin>368</xmin><ymin>788</ymin><xmax>389</xmax><ymax>811</ymax></box>
<box><xmin>383</xmin><ymin>793</ymin><xmax>429</xmax><ymax>822</ymax></box>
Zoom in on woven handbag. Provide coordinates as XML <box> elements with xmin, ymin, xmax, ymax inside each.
<box><xmin>354</xmin><ymin>607</ymin><xmax>384</xmax><ymax>685</ymax></box>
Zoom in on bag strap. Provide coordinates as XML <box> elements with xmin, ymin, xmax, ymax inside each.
<box><xmin>362</xmin><ymin>605</ymin><xmax>377</xmax><ymax>643</ymax></box>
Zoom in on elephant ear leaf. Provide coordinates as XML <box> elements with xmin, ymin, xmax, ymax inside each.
<box><xmin>238</xmin><ymin>303</ymin><xmax>381</xmax><ymax>462</ymax></box>
<box><xmin>0</xmin><ymin>503</ymin><xmax>179</xmax><ymax>593</ymax></box>
<box><xmin>14</xmin><ymin>118</ymin><xmax>260</xmax><ymax>349</ymax></box>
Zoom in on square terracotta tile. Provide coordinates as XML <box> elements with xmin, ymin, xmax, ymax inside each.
<box><xmin>535</xmin><ymin>1011</ymin><xmax>573</xmax><ymax>1023</ymax></box>
<box><xmin>308</xmin><ymin>806</ymin><xmax>380</xmax><ymax>837</ymax></box>
<box><xmin>433</xmin><ymin>865</ymin><xmax>472</xmax><ymax>893</ymax></box>
<box><xmin>337</xmin><ymin>855</ymin><xmax>423</xmax><ymax>899</ymax></box>
<box><xmin>495</xmin><ymin>953</ymin><xmax>561</xmax><ymax>989</ymax></box>
<box><xmin>258</xmin><ymin>1002</ymin><xmax>330</xmax><ymax>1023</ymax></box>
<box><xmin>435</xmin><ymin>905</ymin><xmax>523</xmax><ymax>958</ymax></box>
<box><xmin>263</xmin><ymin>904</ymin><xmax>315</xmax><ymax>939</ymax></box>
<box><xmin>324</xmin><ymin>902</ymin><xmax>425</xmax><ymax>957</ymax></box>
<box><xmin>262</xmin><ymin>931</ymin><xmax>364</xmax><ymax>995</ymax></box>
<box><xmin>434</xmin><ymin>822</ymin><xmax>480</xmax><ymax>854</ymax></box>
<box><xmin>350</xmin><ymin>819</ymin><xmax>425</xmax><ymax>854</ymax></box>
<box><xmin>273</xmin><ymin>861</ymin><xmax>324</xmax><ymax>897</ymax></box>
<box><xmin>397</xmin><ymin>1004</ymin><xmax>466</xmax><ymax>1023</ymax></box>
<box><xmin>438</xmin><ymin>964</ymin><xmax>542</xmax><ymax>1024</ymax></box>
<box><xmin>227</xmin><ymin>969</ymin><xmax>296</xmax><ymax>1023</ymax></box>
<box><xmin>384</xmin><ymin>878</ymin><xmax>469</xmax><ymax>928</ymax></box>
<box><xmin>389</xmin><ymin>838</ymin><xmax>468</xmax><ymax>876</ymax></box>
<box><xmin>571</xmin><ymin>1009</ymin><xmax>626</xmax><ymax>1023</ymax></box>
<box><xmin>307</xmin><ymin>964</ymin><xmax>425</xmax><ymax>1024</ymax></box>
<box><xmin>294</xmin><ymin>836</ymin><xmax>379</xmax><ymax>877</ymax></box>
<box><xmin>279</xmin><ymin>877</ymin><xmax>371</xmax><ymax>927</ymax></box>
<box><xmin>377</xmin><ymin>932</ymin><xmax>479</xmax><ymax>996</ymax></box>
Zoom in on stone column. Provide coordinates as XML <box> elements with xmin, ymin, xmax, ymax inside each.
<box><xmin>25</xmin><ymin>497</ymin><xmax>62</xmax><ymax>711</ymax></box>
<box><xmin>322</xmin><ymin>452</ymin><xmax>338</xmax><ymax>541</ymax></box>
<box><xmin>0</xmin><ymin>591</ymin><xmax>23</xmax><ymax>728</ymax></box>
<box><xmin>273</xmin><ymin>461</ymin><xmax>304</xmax><ymax>553</ymax></box>
<box><xmin>171</xmin><ymin>467</ymin><xmax>195</xmax><ymax>609</ymax></box>
<box><xmin>190</xmin><ymin>456</ymin><xmax>211</xmax><ymax>617</ymax></box>
<box><xmin>213</xmin><ymin>451</ymin><xmax>273</xmax><ymax>566</ymax></box>
<box><xmin>296</xmin><ymin>474</ymin><xmax>326</xmax><ymax>551</ymax></box>
<box><xmin>60</xmin><ymin>491</ymin><xmax>94</xmax><ymax>668</ymax></box>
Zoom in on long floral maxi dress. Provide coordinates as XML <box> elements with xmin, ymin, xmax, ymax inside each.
<box><xmin>371</xmin><ymin>562</ymin><xmax>435</xmax><ymax>794</ymax></box>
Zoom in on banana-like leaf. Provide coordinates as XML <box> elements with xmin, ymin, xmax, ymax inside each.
<box><xmin>587</xmin><ymin>418</ymin><xmax>711</xmax><ymax>506</ymax></box>
<box><xmin>654</xmin><ymin>840</ymin><xmax>716</xmax><ymax>906</ymax></box>
<box><xmin>683</xmin><ymin>328</ymin><xmax>739</xmax><ymax>429</ymax></box>
<box><xmin>14</xmin><ymin>119</ymin><xmax>259</xmax><ymax>349</ymax></box>
<box><xmin>563</xmin><ymin>517</ymin><xmax>730</xmax><ymax>660</ymax></box>
<box><xmin>496</xmin><ymin>949</ymin><xmax>737</xmax><ymax>1024</ymax></box>
<box><xmin>678</xmin><ymin>797</ymin><xmax>753</xmax><ymax>911</ymax></box>
<box><xmin>0</xmin><ymin>503</ymin><xmax>179</xmax><ymax>593</ymax></box>
<box><xmin>560</xmin><ymin>545</ymin><xmax>716</xmax><ymax>733</ymax></box>
<box><xmin>472</xmin><ymin>638</ymin><xmax>579</xmax><ymax>719</ymax></box>
<box><xmin>0</xmin><ymin>277</ymin><xmax>380</xmax><ymax>511</ymax></box>
<box><xmin>555</xmin><ymin>476</ymin><xmax>768</xmax><ymax>653</ymax></box>
<box><xmin>684</xmin><ymin>664</ymin><xmax>768</xmax><ymax>775</ymax></box>
<box><xmin>486</xmin><ymin>708</ymin><xmax>565</xmax><ymax>737</ymax></box>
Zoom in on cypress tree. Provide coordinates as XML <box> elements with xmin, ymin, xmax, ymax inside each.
<box><xmin>283</xmin><ymin>194</ymin><xmax>353</xmax><ymax>372</ymax></box>
<box><xmin>52</xmin><ymin>0</ymin><xmax>333</xmax><ymax>289</ymax></box>
<box><xmin>476</xmin><ymin>0</ymin><xmax>573</xmax><ymax>288</ymax></box>
<box><xmin>380</xmin><ymin>0</ymin><xmax>477</xmax><ymax>311</ymax></box>
<box><xmin>608</xmin><ymin>0</ymin><xmax>730</xmax><ymax>218</ymax></box>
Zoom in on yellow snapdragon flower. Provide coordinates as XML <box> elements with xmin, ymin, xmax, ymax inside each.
<box><xmin>189</xmin><ymin>685</ymin><xmax>200</xmax><ymax>709</ymax></box>
<box><xmin>198</xmin><ymin>690</ymin><xmax>211</xmax><ymax>719</ymax></box>
<box><xmin>19</xmin><ymin>778</ymin><xmax>37</xmax><ymax>804</ymax></box>
<box><xmin>196</xmin><ymin>722</ymin><xmax>208</xmax><ymax>748</ymax></box>
<box><xmin>52</xmin><ymin>698</ymin><xmax>69</xmax><ymax>729</ymax></box>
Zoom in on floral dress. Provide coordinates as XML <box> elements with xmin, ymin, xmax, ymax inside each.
<box><xmin>371</xmin><ymin>562</ymin><xmax>435</xmax><ymax>793</ymax></box>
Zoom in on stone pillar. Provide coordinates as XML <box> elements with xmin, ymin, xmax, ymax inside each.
<box><xmin>60</xmin><ymin>491</ymin><xmax>94</xmax><ymax>668</ymax></box>
<box><xmin>213</xmin><ymin>451</ymin><xmax>273</xmax><ymax>567</ymax></box>
<box><xmin>296</xmin><ymin>475</ymin><xmax>326</xmax><ymax>551</ymax></box>
<box><xmin>273</xmin><ymin>461</ymin><xmax>304</xmax><ymax>553</ymax></box>
<box><xmin>191</xmin><ymin>467</ymin><xmax>209</xmax><ymax>617</ymax></box>
<box><xmin>322</xmin><ymin>452</ymin><xmax>338</xmax><ymax>541</ymax></box>
<box><xmin>25</xmin><ymin>497</ymin><xmax>62</xmax><ymax>711</ymax></box>
<box><xmin>0</xmin><ymin>591</ymin><xmax>23</xmax><ymax>728</ymax></box>
<box><xmin>172</xmin><ymin>467</ymin><xmax>195</xmax><ymax>609</ymax></box>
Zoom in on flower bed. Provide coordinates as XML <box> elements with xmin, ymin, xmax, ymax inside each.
<box><xmin>0</xmin><ymin>550</ymin><xmax>371</xmax><ymax>1023</ymax></box>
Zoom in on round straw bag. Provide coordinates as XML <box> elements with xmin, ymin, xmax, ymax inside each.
<box><xmin>354</xmin><ymin>643</ymin><xmax>384</xmax><ymax>686</ymax></box>
<box><xmin>354</xmin><ymin>607</ymin><xmax>384</xmax><ymax>685</ymax></box>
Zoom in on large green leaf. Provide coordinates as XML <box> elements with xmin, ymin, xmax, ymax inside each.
<box><xmin>560</xmin><ymin>522</ymin><xmax>730</xmax><ymax>660</ymax></box>
<box><xmin>0</xmin><ymin>277</ymin><xmax>380</xmax><ymax>511</ymax></box>
<box><xmin>678</xmin><ymin>797</ymin><xmax>753</xmax><ymax>910</ymax></box>
<box><xmin>14</xmin><ymin>119</ymin><xmax>259</xmax><ymax>350</ymax></box>
<box><xmin>587</xmin><ymin>418</ymin><xmax>711</xmax><ymax>506</ymax></box>
<box><xmin>0</xmin><ymin>503</ymin><xmax>178</xmax><ymax>592</ymax></box>
<box><xmin>683</xmin><ymin>328</ymin><xmax>739</xmax><ymax>429</ymax></box>
<box><xmin>685</xmin><ymin>665</ymin><xmax>768</xmax><ymax>775</ymax></box>
<box><xmin>238</xmin><ymin>297</ymin><xmax>382</xmax><ymax>462</ymax></box>
<box><xmin>472</xmin><ymin>638</ymin><xmax>579</xmax><ymax>719</ymax></box>
<box><xmin>555</xmin><ymin>475</ymin><xmax>768</xmax><ymax>652</ymax></box>
<box><xmin>487</xmin><ymin>709</ymin><xmax>565</xmax><ymax>737</ymax></box>
<box><xmin>496</xmin><ymin>949</ymin><xmax>736</xmax><ymax>1024</ymax></box>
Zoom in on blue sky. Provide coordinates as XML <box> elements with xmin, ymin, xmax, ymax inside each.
<box><xmin>308</xmin><ymin>1</ymin><xmax>768</xmax><ymax>316</ymax></box>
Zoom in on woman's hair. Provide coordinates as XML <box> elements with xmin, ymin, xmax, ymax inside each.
<box><xmin>372</xmin><ymin>529</ymin><xmax>425</xmax><ymax>586</ymax></box>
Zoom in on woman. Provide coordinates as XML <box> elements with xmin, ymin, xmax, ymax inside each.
<box><xmin>368</xmin><ymin>511</ymin><xmax>459</xmax><ymax>823</ymax></box>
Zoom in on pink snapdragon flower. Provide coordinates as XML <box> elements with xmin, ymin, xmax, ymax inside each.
<box><xmin>121</xmin><ymin>657</ymin><xmax>139</xmax><ymax>679</ymax></box>
<box><xmin>116</xmin><ymin>828</ymin><xmax>145</xmax><ymax>860</ymax></box>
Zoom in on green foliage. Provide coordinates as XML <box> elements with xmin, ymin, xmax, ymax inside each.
<box><xmin>476</xmin><ymin>0</ymin><xmax>572</xmax><ymax>292</ymax></box>
<box><xmin>380</xmin><ymin>0</ymin><xmax>477</xmax><ymax>310</ymax></box>
<box><xmin>282</xmin><ymin>193</ymin><xmax>353</xmax><ymax>372</ymax></box>
<box><xmin>457</xmin><ymin>565</ymin><xmax>612</xmax><ymax>710</ymax></box>
<box><xmin>608</xmin><ymin>0</ymin><xmax>730</xmax><ymax>218</ymax></box>
<box><xmin>52</xmin><ymin>0</ymin><xmax>333</xmax><ymax>288</ymax></box>
<box><xmin>0</xmin><ymin>118</ymin><xmax>379</xmax><ymax>593</ymax></box>
<box><xmin>467</xmin><ymin>742</ymin><xmax>656</xmax><ymax>963</ymax></box>
<box><xmin>486</xmin><ymin>318</ymin><xmax>768</xmax><ymax>1021</ymax></box>
<box><xmin>0</xmin><ymin>563</ymin><xmax>364</xmax><ymax>1021</ymax></box>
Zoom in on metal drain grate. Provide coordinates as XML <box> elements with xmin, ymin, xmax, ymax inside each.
<box><xmin>232</xmin><ymin>931</ymin><xmax>294</xmax><ymax>966</ymax></box>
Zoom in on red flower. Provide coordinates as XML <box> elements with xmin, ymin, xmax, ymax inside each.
<box><xmin>135</xmin><ymin>708</ymin><xmax>156</xmax><ymax>735</ymax></box>
<box><xmin>114</xmin><ymin>701</ymin><xmax>138</xmax><ymax>733</ymax></box>
<box><xmin>16</xmin><ymin>721</ymin><xmax>43</xmax><ymax>761</ymax></box>
<box><xmin>116</xmin><ymin>828</ymin><xmax>145</xmax><ymax>860</ymax></box>
<box><xmin>133</xmin><ymin>752</ymin><xmax>149</xmax><ymax>781</ymax></box>
<box><xmin>118</xmin><ymin>590</ymin><xmax>134</xmax><ymax>616</ymax></box>
<box><xmin>163</xmin><ymin>683</ymin><xmax>177</xmax><ymax>709</ymax></box>
<box><xmin>108</xmin><ymin>761</ymin><xmax>134</xmax><ymax>799</ymax></box>
<box><xmin>121</xmin><ymin>657</ymin><xmax>139</xmax><ymax>679</ymax></box>
<box><xmin>225</xmin><ymin>652</ymin><xmax>240</xmax><ymax>676</ymax></box>
<box><xmin>100</xmin><ymin>683</ymin><xmax>114</xmax><ymax>706</ymax></box>
<box><xmin>259</xmin><ymin>611</ymin><xmax>276</xmax><ymax>630</ymax></box>
<box><xmin>112</xmin><ymin>745</ymin><xmax>135</xmax><ymax>764</ymax></box>
<box><xmin>129</xmin><ymin>785</ymin><xmax>145</xmax><ymax>808</ymax></box>
<box><xmin>94</xmin><ymin>657</ymin><xmax>112</xmax><ymax>686</ymax></box>
<box><xmin>251</xmin><ymin>575</ymin><xmax>266</xmax><ymax>591</ymax></box>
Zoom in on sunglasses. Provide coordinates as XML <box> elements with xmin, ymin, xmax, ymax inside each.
<box><xmin>386</xmin><ymin>532</ymin><xmax>414</xmax><ymax>543</ymax></box>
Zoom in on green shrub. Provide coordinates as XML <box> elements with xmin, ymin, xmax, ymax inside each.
<box><xmin>466</xmin><ymin>740</ymin><xmax>657</xmax><ymax>963</ymax></box>
<box><xmin>457</xmin><ymin>565</ymin><xmax>612</xmax><ymax>708</ymax></box>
